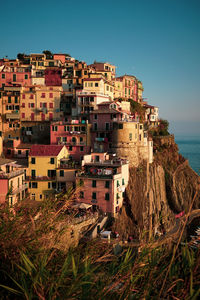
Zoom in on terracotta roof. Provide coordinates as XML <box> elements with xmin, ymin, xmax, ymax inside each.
<box><xmin>29</xmin><ymin>145</ymin><xmax>64</xmax><ymax>157</ymax></box>
<box><xmin>83</xmin><ymin>78</ymin><xmax>102</xmax><ymax>81</ymax></box>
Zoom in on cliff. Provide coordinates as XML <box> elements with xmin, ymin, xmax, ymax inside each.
<box><xmin>113</xmin><ymin>135</ymin><xmax>200</xmax><ymax>240</ymax></box>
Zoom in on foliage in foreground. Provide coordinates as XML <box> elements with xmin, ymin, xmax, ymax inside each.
<box><xmin>0</xmin><ymin>201</ymin><xmax>199</xmax><ymax>299</ymax></box>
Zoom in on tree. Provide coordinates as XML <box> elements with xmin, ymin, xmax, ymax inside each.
<box><xmin>42</xmin><ymin>50</ymin><xmax>53</xmax><ymax>59</ymax></box>
<box><xmin>17</xmin><ymin>53</ymin><xmax>25</xmax><ymax>60</ymax></box>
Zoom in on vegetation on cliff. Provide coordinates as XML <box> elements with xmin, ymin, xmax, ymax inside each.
<box><xmin>0</xmin><ymin>199</ymin><xmax>199</xmax><ymax>299</ymax></box>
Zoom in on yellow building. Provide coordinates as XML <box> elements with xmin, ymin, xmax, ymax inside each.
<box><xmin>20</xmin><ymin>86</ymin><xmax>63</xmax><ymax>122</ymax></box>
<box><xmin>27</xmin><ymin>145</ymin><xmax>69</xmax><ymax>201</ymax></box>
<box><xmin>30</xmin><ymin>54</ymin><xmax>46</xmax><ymax>69</ymax></box>
<box><xmin>114</xmin><ymin>79</ymin><xmax>123</xmax><ymax>99</ymax></box>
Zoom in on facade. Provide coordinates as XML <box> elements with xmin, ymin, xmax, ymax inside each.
<box><xmin>75</xmin><ymin>90</ymin><xmax>110</xmax><ymax>116</ymax></box>
<box><xmin>76</xmin><ymin>153</ymin><xmax>129</xmax><ymax>216</ymax></box>
<box><xmin>44</xmin><ymin>67</ymin><xmax>62</xmax><ymax>86</ymax></box>
<box><xmin>0</xmin><ymin>158</ymin><xmax>27</xmax><ymax>205</ymax></box>
<box><xmin>143</xmin><ymin>104</ymin><xmax>159</xmax><ymax>127</ymax></box>
<box><xmin>20</xmin><ymin>85</ymin><xmax>63</xmax><ymax>122</ymax></box>
<box><xmin>0</xmin><ymin>64</ymin><xmax>31</xmax><ymax>88</ymax></box>
<box><xmin>0</xmin><ymin>86</ymin><xmax>21</xmax><ymax>141</ymax></box>
<box><xmin>83</xmin><ymin>77</ymin><xmax>114</xmax><ymax>100</ymax></box>
<box><xmin>90</xmin><ymin>101</ymin><xmax>132</xmax><ymax>152</ymax></box>
<box><xmin>26</xmin><ymin>144</ymin><xmax>75</xmax><ymax>201</ymax></box>
<box><xmin>50</xmin><ymin>119</ymin><xmax>91</xmax><ymax>161</ymax></box>
<box><xmin>115</xmin><ymin>75</ymin><xmax>143</xmax><ymax>102</ymax></box>
<box><xmin>89</xmin><ymin>62</ymin><xmax>116</xmax><ymax>80</ymax></box>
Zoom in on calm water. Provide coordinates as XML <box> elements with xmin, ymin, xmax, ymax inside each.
<box><xmin>175</xmin><ymin>136</ymin><xmax>200</xmax><ymax>175</ymax></box>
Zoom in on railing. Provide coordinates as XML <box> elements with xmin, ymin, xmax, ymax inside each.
<box><xmin>77</xmin><ymin>173</ymin><xmax>113</xmax><ymax>179</ymax></box>
<box><xmin>6</xmin><ymin>112</ymin><xmax>20</xmax><ymax>119</ymax></box>
<box><xmin>26</xmin><ymin>176</ymin><xmax>56</xmax><ymax>181</ymax></box>
<box><xmin>0</xmin><ymin>169</ymin><xmax>24</xmax><ymax>179</ymax></box>
<box><xmin>58</xmin><ymin>163</ymin><xmax>81</xmax><ymax>169</ymax></box>
<box><xmin>85</xmin><ymin>159</ymin><xmax>128</xmax><ymax>166</ymax></box>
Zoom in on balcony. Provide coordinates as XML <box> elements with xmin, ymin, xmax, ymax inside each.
<box><xmin>77</xmin><ymin>172</ymin><xmax>113</xmax><ymax>179</ymax></box>
<box><xmin>0</xmin><ymin>169</ymin><xmax>24</xmax><ymax>179</ymax></box>
<box><xmin>26</xmin><ymin>176</ymin><xmax>56</xmax><ymax>181</ymax></box>
<box><xmin>6</xmin><ymin>112</ymin><xmax>20</xmax><ymax>120</ymax></box>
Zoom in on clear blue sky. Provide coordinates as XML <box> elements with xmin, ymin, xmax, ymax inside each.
<box><xmin>0</xmin><ymin>0</ymin><xmax>199</xmax><ymax>135</ymax></box>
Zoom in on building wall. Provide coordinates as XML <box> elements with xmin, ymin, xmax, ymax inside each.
<box><xmin>0</xmin><ymin>179</ymin><xmax>8</xmax><ymax>203</ymax></box>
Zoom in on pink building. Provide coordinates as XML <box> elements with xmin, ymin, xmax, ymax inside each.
<box><xmin>0</xmin><ymin>65</ymin><xmax>31</xmax><ymax>88</ymax></box>
<box><xmin>116</xmin><ymin>75</ymin><xmax>138</xmax><ymax>101</ymax></box>
<box><xmin>76</xmin><ymin>153</ymin><xmax>129</xmax><ymax>216</ymax></box>
<box><xmin>90</xmin><ymin>101</ymin><xmax>133</xmax><ymax>152</ymax></box>
<box><xmin>50</xmin><ymin>120</ymin><xmax>92</xmax><ymax>161</ymax></box>
<box><xmin>0</xmin><ymin>158</ymin><xmax>27</xmax><ymax>205</ymax></box>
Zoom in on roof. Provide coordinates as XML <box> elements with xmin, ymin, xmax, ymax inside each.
<box><xmin>83</xmin><ymin>78</ymin><xmax>102</xmax><ymax>81</ymax></box>
<box><xmin>143</xmin><ymin>104</ymin><xmax>157</xmax><ymax>109</ymax></box>
<box><xmin>29</xmin><ymin>145</ymin><xmax>65</xmax><ymax>157</ymax></box>
<box><xmin>0</xmin><ymin>158</ymin><xmax>15</xmax><ymax>166</ymax></box>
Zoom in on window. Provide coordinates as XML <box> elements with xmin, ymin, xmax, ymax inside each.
<box><xmin>95</xmin><ymin>82</ymin><xmax>98</xmax><ymax>87</ymax></box>
<box><xmin>49</xmin><ymin>102</ymin><xmax>53</xmax><ymax>108</ymax></box>
<box><xmin>31</xmin><ymin>170</ymin><xmax>36</xmax><ymax>178</ymax></box>
<box><xmin>30</xmin><ymin>94</ymin><xmax>33</xmax><ymax>99</ymax></box>
<box><xmin>117</xmin><ymin>193</ymin><xmax>120</xmax><ymax>199</ymax></box>
<box><xmin>22</xmin><ymin>103</ymin><xmax>25</xmax><ymax>108</ymax></box>
<box><xmin>13</xmin><ymin>74</ymin><xmax>16</xmax><ymax>82</ymax></box>
<box><xmin>92</xmin><ymin>192</ymin><xmax>96</xmax><ymax>200</ymax></box>
<box><xmin>8</xmin><ymin>96</ymin><xmax>11</xmax><ymax>103</ymax></box>
<box><xmin>2</xmin><ymin>74</ymin><xmax>5</xmax><ymax>79</ymax></box>
<box><xmin>32</xmin><ymin>182</ymin><xmax>38</xmax><ymax>188</ymax></box>
<box><xmin>92</xmin><ymin>180</ymin><xmax>96</xmax><ymax>188</ymax></box>
<box><xmin>22</xmin><ymin>113</ymin><xmax>25</xmax><ymax>118</ymax></box>
<box><xmin>119</xmin><ymin>123</ymin><xmax>123</xmax><ymax>129</ymax></box>
<box><xmin>105</xmin><ymin>123</ymin><xmax>110</xmax><ymax>130</ymax></box>
<box><xmin>22</xmin><ymin>94</ymin><xmax>25</xmax><ymax>99</ymax></box>
<box><xmin>80</xmin><ymin>146</ymin><xmax>84</xmax><ymax>151</ymax></box>
<box><xmin>140</xmin><ymin>125</ymin><xmax>143</xmax><ymax>130</ymax></box>
<box><xmin>31</xmin><ymin>157</ymin><xmax>35</xmax><ymax>164</ymax></box>
<box><xmin>15</xmin><ymin>97</ymin><xmax>18</xmax><ymax>103</ymax></box>
<box><xmin>105</xmin><ymin>181</ymin><xmax>110</xmax><ymax>188</ymax></box>
<box><xmin>25</xmin><ymin>74</ymin><xmax>28</xmax><ymax>79</ymax></box>
<box><xmin>122</xmin><ymin>178</ymin><xmax>125</xmax><ymax>185</ymax></box>
<box><xmin>117</xmin><ymin>180</ymin><xmax>120</xmax><ymax>187</ymax></box>
<box><xmin>94</xmin><ymin>123</ymin><xmax>97</xmax><ymax>131</ymax></box>
<box><xmin>80</xmin><ymin>191</ymin><xmax>84</xmax><ymax>198</ymax></box>
<box><xmin>129</xmin><ymin>133</ymin><xmax>132</xmax><ymax>141</ymax></box>
<box><xmin>50</xmin><ymin>158</ymin><xmax>55</xmax><ymax>164</ymax></box>
<box><xmin>41</xmin><ymin>93</ymin><xmax>45</xmax><ymax>98</ymax></box>
<box><xmin>40</xmin><ymin>194</ymin><xmax>42</xmax><ymax>200</ymax></box>
<box><xmin>52</xmin><ymin>126</ymin><xmax>57</xmax><ymax>131</ymax></box>
<box><xmin>94</xmin><ymin>114</ymin><xmax>98</xmax><ymax>120</ymax></box>
<box><xmin>49</xmin><ymin>93</ymin><xmax>53</xmax><ymax>98</ymax></box>
<box><xmin>69</xmin><ymin>146</ymin><xmax>72</xmax><ymax>151</ymax></box>
<box><xmin>60</xmin><ymin>170</ymin><xmax>64</xmax><ymax>177</ymax></box>
<box><xmin>18</xmin><ymin>150</ymin><xmax>21</xmax><ymax>155</ymax></box>
<box><xmin>105</xmin><ymin>193</ymin><xmax>110</xmax><ymax>201</ymax></box>
<box><xmin>106</xmin><ymin>85</ymin><xmax>109</xmax><ymax>91</ymax></box>
<box><xmin>9</xmin><ymin>123</ymin><xmax>12</xmax><ymax>128</ymax></box>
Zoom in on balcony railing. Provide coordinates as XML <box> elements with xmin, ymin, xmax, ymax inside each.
<box><xmin>26</xmin><ymin>176</ymin><xmax>56</xmax><ymax>181</ymax></box>
<box><xmin>0</xmin><ymin>169</ymin><xmax>24</xmax><ymax>179</ymax></box>
<box><xmin>6</xmin><ymin>112</ymin><xmax>20</xmax><ymax>119</ymax></box>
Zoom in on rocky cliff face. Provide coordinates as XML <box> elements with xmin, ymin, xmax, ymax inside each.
<box><xmin>113</xmin><ymin>136</ymin><xmax>200</xmax><ymax>240</ymax></box>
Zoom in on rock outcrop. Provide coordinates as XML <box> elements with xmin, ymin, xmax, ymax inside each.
<box><xmin>113</xmin><ymin>135</ymin><xmax>200</xmax><ymax>240</ymax></box>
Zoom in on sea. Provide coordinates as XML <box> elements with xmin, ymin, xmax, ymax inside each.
<box><xmin>175</xmin><ymin>135</ymin><xmax>200</xmax><ymax>176</ymax></box>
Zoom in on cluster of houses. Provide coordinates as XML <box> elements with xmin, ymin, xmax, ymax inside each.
<box><xmin>0</xmin><ymin>52</ymin><xmax>159</xmax><ymax>216</ymax></box>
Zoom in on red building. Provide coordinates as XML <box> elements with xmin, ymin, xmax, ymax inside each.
<box><xmin>44</xmin><ymin>67</ymin><xmax>62</xmax><ymax>86</ymax></box>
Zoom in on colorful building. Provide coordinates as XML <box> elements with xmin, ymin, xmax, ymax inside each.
<box><xmin>76</xmin><ymin>152</ymin><xmax>129</xmax><ymax>216</ymax></box>
<box><xmin>0</xmin><ymin>86</ymin><xmax>21</xmax><ymax>141</ymax></box>
<box><xmin>115</xmin><ymin>75</ymin><xmax>142</xmax><ymax>102</ymax></box>
<box><xmin>143</xmin><ymin>104</ymin><xmax>159</xmax><ymax>127</ymax></box>
<box><xmin>0</xmin><ymin>64</ymin><xmax>31</xmax><ymax>88</ymax></box>
<box><xmin>0</xmin><ymin>158</ymin><xmax>27</xmax><ymax>205</ymax></box>
<box><xmin>74</xmin><ymin>90</ymin><xmax>110</xmax><ymax>116</ymax></box>
<box><xmin>90</xmin><ymin>101</ymin><xmax>132</xmax><ymax>152</ymax></box>
<box><xmin>50</xmin><ymin>119</ymin><xmax>91</xmax><ymax>161</ymax></box>
<box><xmin>26</xmin><ymin>144</ymin><xmax>73</xmax><ymax>201</ymax></box>
<box><xmin>20</xmin><ymin>85</ymin><xmax>63</xmax><ymax>122</ymax></box>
